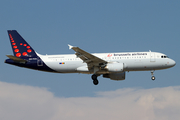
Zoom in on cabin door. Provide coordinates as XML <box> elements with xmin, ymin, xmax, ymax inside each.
<box><xmin>150</xmin><ymin>53</ymin><xmax>155</xmax><ymax>62</ymax></box>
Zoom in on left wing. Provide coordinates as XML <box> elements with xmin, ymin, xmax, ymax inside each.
<box><xmin>68</xmin><ymin>45</ymin><xmax>107</xmax><ymax>71</ymax></box>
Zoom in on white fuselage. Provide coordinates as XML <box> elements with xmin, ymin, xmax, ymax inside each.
<box><xmin>37</xmin><ymin>51</ymin><xmax>176</xmax><ymax>74</ymax></box>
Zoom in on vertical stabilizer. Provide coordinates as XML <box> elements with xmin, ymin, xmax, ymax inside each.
<box><xmin>8</xmin><ymin>30</ymin><xmax>37</xmax><ymax>58</ymax></box>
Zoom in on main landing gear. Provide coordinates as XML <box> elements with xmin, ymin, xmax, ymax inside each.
<box><xmin>91</xmin><ymin>74</ymin><xmax>99</xmax><ymax>85</ymax></box>
<box><xmin>151</xmin><ymin>71</ymin><xmax>155</xmax><ymax>80</ymax></box>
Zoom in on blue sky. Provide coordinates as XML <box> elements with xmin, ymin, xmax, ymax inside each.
<box><xmin>0</xmin><ymin>1</ymin><xmax>180</xmax><ymax>119</ymax></box>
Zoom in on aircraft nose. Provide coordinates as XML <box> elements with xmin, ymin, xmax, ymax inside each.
<box><xmin>170</xmin><ymin>59</ymin><xmax>176</xmax><ymax>67</ymax></box>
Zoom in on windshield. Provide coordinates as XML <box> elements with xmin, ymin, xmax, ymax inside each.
<box><xmin>161</xmin><ymin>55</ymin><xmax>169</xmax><ymax>58</ymax></box>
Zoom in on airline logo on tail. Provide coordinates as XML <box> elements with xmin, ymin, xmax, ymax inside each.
<box><xmin>8</xmin><ymin>30</ymin><xmax>36</xmax><ymax>58</ymax></box>
<box><xmin>9</xmin><ymin>33</ymin><xmax>32</xmax><ymax>57</ymax></box>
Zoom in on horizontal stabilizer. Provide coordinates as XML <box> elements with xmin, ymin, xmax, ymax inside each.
<box><xmin>6</xmin><ymin>55</ymin><xmax>27</xmax><ymax>63</ymax></box>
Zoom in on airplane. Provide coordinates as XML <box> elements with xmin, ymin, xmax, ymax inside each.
<box><xmin>5</xmin><ymin>30</ymin><xmax>176</xmax><ymax>85</ymax></box>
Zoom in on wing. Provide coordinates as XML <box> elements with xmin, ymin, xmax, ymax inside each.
<box><xmin>68</xmin><ymin>45</ymin><xmax>107</xmax><ymax>71</ymax></box>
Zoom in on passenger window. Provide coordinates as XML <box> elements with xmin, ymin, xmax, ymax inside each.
<box><xmin>161</xmin><ymin>56</ymin><xmax>163</xmax><ymax>58</ymax></box>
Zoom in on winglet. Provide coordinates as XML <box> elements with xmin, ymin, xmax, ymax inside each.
<box><xmin>68</xmin><ymin>44</ymin><xmax>73</xmax><ymax>49</ymax></box>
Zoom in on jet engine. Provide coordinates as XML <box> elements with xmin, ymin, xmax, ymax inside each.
<box><xmin>105</xmin><ymin>62</ymin><xmax>124</xmax><ymax>72</ymax></box>
<box><xmin>103</xmin><ymin>72</ymin><xmax>125</xmax><ymax>81</ymax></box>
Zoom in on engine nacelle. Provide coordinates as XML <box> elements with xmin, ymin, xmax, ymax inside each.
<box><xmin>103</xmin><ymin>72</ymin><xmax>126</xmax><ymax>81</ymax></box>
<box><xmin>106</xmin><ymin>63</ymin><xmax>124</xmax><ymax>72</ymax></box>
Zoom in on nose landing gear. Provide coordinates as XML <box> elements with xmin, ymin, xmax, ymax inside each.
<box><xmin>151</xmin><ymin>71</ymin><xmax>155</xmax><ymax>80</ymax></box>
<box><xmin>91</xmin><ymin>74</ymin><xmax>99</xmax><ymax>85</ymax></box>
<box><xmin>151</xmin><ymin>76</ymin><xmax>155</xmax><ymax>80</ymax></box>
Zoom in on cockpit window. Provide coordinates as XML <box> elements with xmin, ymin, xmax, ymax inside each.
<box><xmin>161</xmin><ymin>55</ymin><xmax>169</xmax><ymax>58</ymax></box>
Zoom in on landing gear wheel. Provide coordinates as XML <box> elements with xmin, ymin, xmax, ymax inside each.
<box><xmin>93</xmin><ymin>80</ymin><xmax>99</xmax><ymax>85</ymax></box>
<box><xmin>91</xmin><ymin>74</ymin><xmax>99</xmax><ymax>85</ymax></box>
<box><xmin>92</xmin><ymin>74</ymin><xmax>97</xmax><ymax>80</ymax></box>
<box><xmin>151</xmin><ymin>76</ymin><xmax>155</xmax><ymax>80</ymax></box>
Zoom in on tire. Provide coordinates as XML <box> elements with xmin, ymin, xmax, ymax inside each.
<box><xmin>93</xmin><ymin>80</ymin><xmax>99</xmax><ymax>85</ymax></box>
<box><xmin>91</xmin><ymin>74</ymin><xmax>97</xmax><ymax>80</ymax></box>
<box><xmin>151</xmin><ymin>76</ymin><xmax>155</xmax><ymax>80</ymax></box>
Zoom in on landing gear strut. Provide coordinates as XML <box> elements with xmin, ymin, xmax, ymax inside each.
<box><xmin>151</xmin><ymin>71</ymin><xmax>155</xmax><ymax>80</ymax></box>
<box><xmin>91</xmin><ymin>74</ymin><xmax>99</xmax><ymax>85</ymax></box>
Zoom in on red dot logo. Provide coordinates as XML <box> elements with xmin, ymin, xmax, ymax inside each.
<box><xmin>14</xmin><ymin>49</ymin><xmax>19</xmax><ymax>52</ymax></box>
<box><xmin>27</xmin><ymin>46</ymin><xmax>30</xmax><ymax>49</ymax></box>
<box><xmin>13</xmin><ymin>46</ymin><xmax>17</xmax><ymax>49</ymax></box>
<box><xmin>23</xmin><ymin>52</ymin><xmax>27</xmax><ymax>56</ymax></box>
<box><xmin>11</xmin><ymin>40</ymin><xmax>14</xmax><ymax>42</ymax></box>
<box><xmin>107</xmin><ymin>54</ymin><xmax>112</xmax><ymax>57</ymax></box>
<box><xmin>27</xmin><ymin>49</ymin><xmax>32</xmax><ymax>53</ymax></box>
<box><xmin>12</xmin><ymin>43</ymin><xmax>16</xmax><ymax>45</ymax></box>
<box><xmin>16</xmin><ymin>53</ymin><xmax>21</xmax><ymax>57</ymax></box>
<box><xmin>24</xmin><ymin>44</ymin><xmax>27</xmax><ymax>46</ymax></box>
<box><xmin>20</xmin><ymin>43</ymin><xmax>23</xmax><ymax>45</ymax></box>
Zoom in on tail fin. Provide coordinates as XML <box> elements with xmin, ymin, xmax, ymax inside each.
<box><xmin>8</xmin><ymin>30</ymin><xmax>37</xmax><ymax>58</ymax></box>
